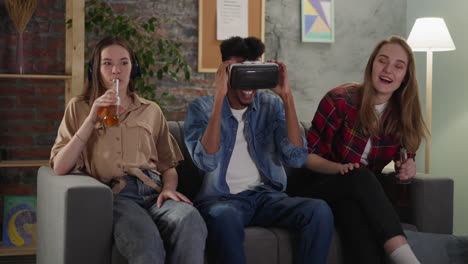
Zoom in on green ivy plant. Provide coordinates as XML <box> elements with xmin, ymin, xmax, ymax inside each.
<box><xmin>79</xmin><ymin>0</ymin><xmax>191</xmax><ymax>110</ymax></box>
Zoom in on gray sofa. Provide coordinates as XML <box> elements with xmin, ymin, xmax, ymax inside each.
<box><xmin>37</xmin><ymin>121</ymin><xmax>454</xmax><ymax>264</ymax></box>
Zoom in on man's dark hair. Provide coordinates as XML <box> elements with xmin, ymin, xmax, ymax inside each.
<box><xmin>220</xmin><ymin>36</ymin><xmax>265</xmax><ymax>61</ymax></box>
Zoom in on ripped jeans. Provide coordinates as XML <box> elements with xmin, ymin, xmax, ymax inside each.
<box><xmin>113</xmin><ymin>171</ymin><xmax>207</xmax><ymax>264</ymax></box>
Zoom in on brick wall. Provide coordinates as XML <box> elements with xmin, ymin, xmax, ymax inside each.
<box><xmin>106</xmin><ymin>0</ymin><xmax>215</xmax><ymax>120</ymax></box>
<box><xmin>0</xmin><ymin>0</ymin><xmax>213</xmax><ymax>183</ymax></box>
<box><xmin>0</xmin><ymin>0</ymin><xmax>66</xmax><ymax>184</ymax></box>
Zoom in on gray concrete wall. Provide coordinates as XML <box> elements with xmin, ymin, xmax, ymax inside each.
<box><xmin>264</xmin><ymin>0</ymin><xmax>406</xmax><ymax>121</ymax></box>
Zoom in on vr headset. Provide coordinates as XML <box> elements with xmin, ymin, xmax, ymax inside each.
<box><xmin>228</xmin><ymin>61</ymin><xmax>279</xmax><ymax>90</ymax></box>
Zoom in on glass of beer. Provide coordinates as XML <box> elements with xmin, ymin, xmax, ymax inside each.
<box><xmin>397</xmin><ymin>148</ymin><xmax>412</xmax><ymax>184</ymax></box>
<box><xmin>102</xmin><ymin>79</ymin><xmax>120</xmax><ymax>127</ymax></box>
<box><xmin>396</xmin><ymin>148</ymin><xmax>411</xmax><ymax>207</ymax></box>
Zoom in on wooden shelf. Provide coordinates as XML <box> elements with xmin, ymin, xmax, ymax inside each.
<box><xmin>0</xmin><ymin>160</ymin><xmax>49</xmax><ymax>168</ymax></box>
<box><xmin>0</xmin><ymin>0</ymin><xmax>83</xmax><ymax>258</ymax></box>
<box><xmin>0</xmin><ymin>244</ymin><xmax>36</xmax><ymax>256</ymax></box>
<box><xmin>0</xmin><ymin>73</ymin><xmax>72</xmax><ymax>80</ymax></box>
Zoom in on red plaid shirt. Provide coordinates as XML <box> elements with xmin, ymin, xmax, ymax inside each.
<box><xmin>307</xmin><ymin>84</ymin><xmax>415</xmax><ymax>174</ymax></box>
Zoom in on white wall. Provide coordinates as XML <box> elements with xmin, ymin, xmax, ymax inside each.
<box><xmin>407</xmin><ymin>0</ymin><xmax>468</xmax><ymax>235</ymax></box>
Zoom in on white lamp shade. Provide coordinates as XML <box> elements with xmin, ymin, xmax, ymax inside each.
<box><xmin>407</xmin><ymin>17</ymin><xmax>456</xmax><ymax>52</ymax></box>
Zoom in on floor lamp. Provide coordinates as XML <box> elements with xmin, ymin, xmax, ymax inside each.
<box><xmin>407</xmin><ymin>17</ymin><xmax>455</xmax><ymax>174</ymax></box>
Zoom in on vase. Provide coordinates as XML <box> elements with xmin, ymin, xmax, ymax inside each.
<box><xmin>17</xmin><ymin>33</ymin><xmax>24</xmax><ymax>74</ymax></box>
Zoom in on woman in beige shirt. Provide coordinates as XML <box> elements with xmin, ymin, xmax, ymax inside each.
<box><xmin>50</xmin><ymin>36</ymin><xmax>207</xmax><ymax>264</ymax></box>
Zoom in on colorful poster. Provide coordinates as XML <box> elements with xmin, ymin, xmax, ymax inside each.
<box><xmin>302</xmin><ymin>0</ymin><xmax>334</xmax><ymax>42</ymax></box>
<box><xmin>2</xmin><ymin>196</ymin><xmax>37</xmax><ymax>247</ymax></box>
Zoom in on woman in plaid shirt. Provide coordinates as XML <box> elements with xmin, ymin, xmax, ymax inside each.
<box><xmin>297</xmin><ymin>36</ymin><xmax>427</xmax><ymax>264</ymax></box>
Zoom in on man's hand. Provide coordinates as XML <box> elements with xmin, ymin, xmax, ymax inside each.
<box><xmin>156</xmin><ymin>189</ymin><xmax>193</xmax><ymax>208</ymax></box>
<box><xmin>214</xmin><ymin>60</ymin><xmax>235</xmax><ymax>99</ymax></box>
<box><xmin>268</xmin><ymin>60</ymin><xmax>291</xmax><ymax>99</ymax></box>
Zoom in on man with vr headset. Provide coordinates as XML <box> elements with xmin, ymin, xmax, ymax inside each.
<box><xmin>184</xmin><ymin>36</ymin><xmax>333</xmax><ymax>264</ymax></box>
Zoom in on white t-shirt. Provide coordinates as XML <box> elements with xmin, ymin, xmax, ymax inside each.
<box><xmin>360</xmin><ymin>102</ymin><xmax>387</xmax><ymax>165</ymax></box>
<box><xmin>225</xmin><ymin>108</ymin><xmax>262</xmax><ymax>194</ymax></box>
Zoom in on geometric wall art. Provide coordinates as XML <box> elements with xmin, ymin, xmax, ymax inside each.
<box><xmin>301</xmin><ymin>0</ymin><xmax>334</xmax><ymax>42</ymax></box>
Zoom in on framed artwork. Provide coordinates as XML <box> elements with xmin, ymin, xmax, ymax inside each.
<box><xmin>2</xmin><ymin>195</ymin><xmax>37</xmax><ymax>247</ymax></box>
<box><xmin>198</xmin><ymin>0</ymin><xmax>265</xmax><ymax>72</ymax></box>
<box><xmin>301</xmin><ymin>0</ymin><xmax>334</xmax><ymax>43</ymax></box>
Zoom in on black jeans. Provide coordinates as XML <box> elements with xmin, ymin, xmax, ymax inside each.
<box><xmin>291</xmin><ymin>167</ymin><xmax>404</xmax><ymax>264</ymax></box>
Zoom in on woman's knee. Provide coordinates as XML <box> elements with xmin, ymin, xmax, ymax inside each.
<box><xmin>160</xmin><ymin>200</ymin><xmax>208</xmax><ymax>237</ymax></box>
<box><xmin>113</xmin><ymin>215</ymin><xmax>165</xmax><ymax>260</ymax></box>
<box><xmin>180</xmin><ymin>205</ymin><xmax>207</xmax><ymax>237</ymax></box>
<box><xmin>167</xmin><ymin>201</ymin><xmax>203</xmax><ymax>223</ymax></box>
<box><xmin>347</xmin><ymin>167</ymin><xmax>379</xmax><ymax>186</ymax></box>
<box><xmin>113</xmin><ymin>198</ymin><xmax>161</xmax><ymax>240</ymax></box>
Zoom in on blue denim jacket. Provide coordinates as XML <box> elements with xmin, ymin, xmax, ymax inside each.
<box><xmin>184</xmin><ymin>92</ymin><xmax>308</xmax><ymax>200</ymax></box>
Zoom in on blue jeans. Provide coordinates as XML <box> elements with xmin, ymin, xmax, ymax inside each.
<box><xmin>196</xmin><ymin>189</ymin><xmax>334</xmax><ymax>264</ymax></box>
<box><xmin>113</xmin><ymin>173</ymin><xmax>207</xmax><ymax>264</ymax></box>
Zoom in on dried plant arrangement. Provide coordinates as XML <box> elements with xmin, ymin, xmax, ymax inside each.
<box><xmin>5</xmin><ymin>0</ymin><xmax>38</xmax><ymax>74</ymax></box>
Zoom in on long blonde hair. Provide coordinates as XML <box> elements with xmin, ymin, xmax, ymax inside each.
<box><xmin>359</xmin><ymin>35</ymin><xmax>428</xmax><ymax>152</ymax></box>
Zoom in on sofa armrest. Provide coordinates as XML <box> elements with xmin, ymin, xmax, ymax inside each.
<box><xmin>410</xmin><ymin>173</ymin><xmax>454</xmax><ymax>234</ymax></box>
<box><xmin>37</xmin><ymin>166</ymin><xmax>113</xmax><ymax>264</ymax></box>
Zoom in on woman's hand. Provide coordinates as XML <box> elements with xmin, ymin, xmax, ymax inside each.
<box><xmin>88</xmin><ymin>89</ymin><xmax>118</xmax><ymax>123</ymax></box>
<box><xmin>338</xmin><ymin>163</ymin><xmax>360</xmax><ymax>175</ymax></box>
<box><xmin>394</xmin><ymin>158</ymin><xmax>416</xmax><ymax>181</ymax></box>
<box><xmin>156</xmin><ymin>189</ymin><xmax>193</xmax><ymax>208</ymax></box>
<box><xmin>304</xmin><ymin>154</ymin><xmax>360</xmax><ymax>175</ymax></box>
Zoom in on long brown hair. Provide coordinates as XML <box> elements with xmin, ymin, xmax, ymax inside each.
<box><xmin>81</xmin><ymin>36</ymin><xmax>137</xmax><ymax>106</ymax></box>
<box><xmin>359</xmin><ymin>35</ymin><xmax>428</xmax><ymax>152</ymax></box>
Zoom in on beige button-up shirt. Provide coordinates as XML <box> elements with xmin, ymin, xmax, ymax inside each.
<box><xmin>50</xmin><ymin>94</ymin><xmax>183</xmax><ymax>193</ymax></box>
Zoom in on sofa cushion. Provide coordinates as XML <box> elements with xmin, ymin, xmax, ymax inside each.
<box><xmin>244</xmin><ymin>227</ymin><xmax>278</xmax><ymax>263</ymax></box>
<box><xmin>168</xmin><ymin>121</ymin><xmax>203</xmax><ymax>200</ymax></box>
<box><xmin>269</xmin><ymin>227</ymin><xmax>342</xmax><ymax>264</ymax></box>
